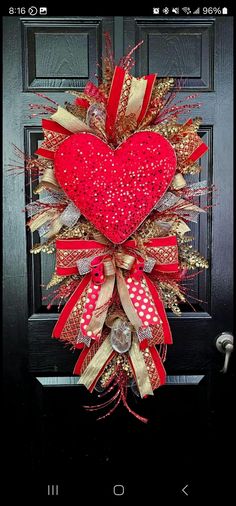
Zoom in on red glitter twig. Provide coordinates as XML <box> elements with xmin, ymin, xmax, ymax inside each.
<box><xmin>45</xmin><ymin>278</ymin><xmax>80</xmax><ymax>309</ymax></box>
<box><xmin>83</xmin><ymin>389</ymin><xmax>120</xmax><ymax>411</ymax></box>
<box><xmin>120</xmin><ymin>386</ymin><xmax>148</xmax><ymax>423</ymax></box>
<box><xmin>97</xmin><ymin>397</ymin><xmax>122</xmax><ymax>420</ymax></box>
<box><xmin>28</xmin><ymin>103</ymin><xmax>57</xmax><ymax>118</ymax></box>
<box><xmin>33</xmin><ymin>92</ymin><xmax>59</xmax><ymax>106</ymax></box>
<box><xmin>84</xmin><ymin>369</ymin><xmax>148</xmax><ymax>423</ymax></box>
<box><xmin>118</xmin><ymin>40</ymin><xmax>144</xmax><ymax>72</ymax></box>
<box><xmin>104</xmin><ymin>31</ymin><xmax>115</xmax><ymax>69</ymax></box>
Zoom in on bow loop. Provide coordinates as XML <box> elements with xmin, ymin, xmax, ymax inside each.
<box><xmin>130</xmin><ymin>258</ymin><xmax>144</xmax><ymax>281</ymax></box>
<box><xmin>90</xmin><ymin>256</ymin><xmax>106</xmax><ymax>284</ymax></box>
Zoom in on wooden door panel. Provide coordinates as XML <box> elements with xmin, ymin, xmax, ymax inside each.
<box><xmin>22</xmin><ymin>18</ymin><xmax>113</xmax><ymax>90</ymax></box>
<box><xmin>125</xmin><ymin>18</ymin><xmax>214</xmax><ymax>90</ymax></box>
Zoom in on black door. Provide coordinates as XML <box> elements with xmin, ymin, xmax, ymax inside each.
<box><xmin>3</xmin><ymin>15</ymin><xmax>234</xmax><ymax>501</ymax></box>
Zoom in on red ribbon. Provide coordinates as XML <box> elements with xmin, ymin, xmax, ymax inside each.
<box><xmin>105</xmin><ymin>66</ymin><xmax>156</xmax><ymax>142</ymax></box>
<box><xmin>35</xmin><ymin>119</ymin><xmax>72</xmax><ymax>159</ymax></box>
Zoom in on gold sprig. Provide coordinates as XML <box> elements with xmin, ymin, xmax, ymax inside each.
<box><xmin>56</xmin><ymin>220</ymin><xmax>96</xmax><ymax>240</ymax></box>
<box><xmin>115</xmin><ymin>113</ymin><xmax>137</xmax><ymax>143</ymax></box>
<box><xmin>100</xmin><ymin>354</ymin><xmax>133</xmax><ymax>388</ymax></box>
<box><xmin>99</xmin><ymin>55</ymin><xmax>114</xmax><ymax>98</ymax></box>
<box><xmin>177</xmin><ymin>235</ymin><xmax>193</xmax><ymax>244</ymax></box>
<box><xmin>116</xmin><ymin>354</ymin><xmax>132</xmax><ymax>375</ymax></box>
<box><xmin>138</xmin><ymin>78</ymin><xmax>175</xmax><ymax>130</ymax></box>
<box><xmin>152</xmin><ymin>77</ymin><xmax>175</xmax><ymax>100</ymax></box>
<box><xmin>158</xmin><ymin>281</ymin><xmax>185</xmax><ymax>315</ymax></box>
<box><xmin>131</xmin><ymin>233</ymin><xmax>149</xmax><ymax>259</ymax></box>
<box><xmin>138</xmin><ymin>109</ymin><xmax>158</xmax><ymax>130</ymax></box>
<box><xmin>102</xmin><ymin>56</ymin><xmax>114</xmax><ymax>84</ymax></box>
<box><xmin>65</xmin><ymin>91</ymin><xmax>94</xmax><ymax>104</ymax></box>
<box><xmin>180</xmin><ymin>162</ymin><xmax>201</xmax><ymax>175</ymax></box>
<box><xmin>189</xmin><ymin>117</ymin><xmax>202</xmax><ymax>132</ymax></box>
<box><xmin>148</xmin><ymin>120</ymin><xmax>179</xmax><ymax>139</ymax></box>
<box><xmin>100</xmin><ymin>357</ymin><xmax>117</xmax><ymax>388</ymax></box>
<box><xmin>30</xmin><ymin>241</ymin><xmax>55</xmax><ymax>254</ymax></box>
<box><xmin>98</xmin><ymin>82</ymin><xmax>111</xmax><ymax>99</ymax></box>
<box><xmin>137</xmin><ymin>218</ymin><xmax>171</xmax><ymax>239</ymax></box>
<box><xmin>46</xmin><ymin>272</ymin><xmax>66</xmax><ymax>289</ymax></box>
<box><xmin>179</xmin><ymin>244</ymin><xmax>209</xmax><ymax>269</ymax></box>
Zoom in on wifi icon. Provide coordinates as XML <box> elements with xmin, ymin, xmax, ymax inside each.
<box><xmin>182</xmin><ymin>7</ymin><xmax>191</xmax><ymax>14</ymax></box>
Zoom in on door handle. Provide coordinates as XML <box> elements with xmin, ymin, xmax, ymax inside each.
<box><xmin>216</xmin><ymin>332</ymin><xmax>234</xmax><ymax>373</ymax></box>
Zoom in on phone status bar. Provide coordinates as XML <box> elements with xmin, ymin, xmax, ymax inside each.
<box><xmin>4</xmin><ymin>6</ymin><xmax>231</xmax><ymax>17</ymax></box>
<box><xmin>152</xmin><ymin>6</ymin><xmax>229</xmax><ymax>15</ymax></box>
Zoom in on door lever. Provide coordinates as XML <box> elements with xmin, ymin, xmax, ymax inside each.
<box><xmin>216</xmin><ymin>332</ymin><xmax>234</xmax><ymax>373</ymax></box>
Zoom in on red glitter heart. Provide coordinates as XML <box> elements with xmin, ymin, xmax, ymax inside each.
<box><xmin>54</xmin><ymin>132</ymin><xmax>177</xmax><ymax>244</ymax></box>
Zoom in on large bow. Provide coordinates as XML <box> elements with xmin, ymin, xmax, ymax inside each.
<box><xmin>52</xmin><ymin>235</ymin><xmax>179</xmax><ymax>397</ymax></box>
<box><xmin>53</xmin><ymin>236</ymin><xmax>178</xmax><ymax>397</ymax></box>
<box><xmin>52</xmin><ymin>235</ymin><xmax>178</xmax><ymax>345</ymax></box>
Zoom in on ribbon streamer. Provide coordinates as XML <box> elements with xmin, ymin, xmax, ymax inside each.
<box><xmin>79</xmin><ymin>335</ymin><xmax>115</xmax><ymax>391</ymax></box>
<box><xmin>129</xmin><ymin>336</ymin><xmax>153</xmax><ymax>397</ymax></box>
<box><xmin>105</xmin><ymin>66</ymin><xmax>156</xmax><ymax>142</ymax></box>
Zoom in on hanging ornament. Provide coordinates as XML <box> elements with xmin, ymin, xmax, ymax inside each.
<box><xmin>110</xmin><ymin>318</ymin><xmax>132</xmax><ymax>353</ymax></box>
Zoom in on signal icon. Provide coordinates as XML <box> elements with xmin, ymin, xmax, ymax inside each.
<box><xmin>193</xmin><ymin>7</ymin><xmax>200</xmax><ymax>14</ymax></box>
<box><xmin>182</xmin><ymin>6</ymin><xmax>191</xmax><ymax>14</ymax></box>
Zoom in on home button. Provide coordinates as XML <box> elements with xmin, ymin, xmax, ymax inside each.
<box><xmin>113</xmin><ymin>484</ymin><xmax>125</xmax><ymax>496</ymax></box>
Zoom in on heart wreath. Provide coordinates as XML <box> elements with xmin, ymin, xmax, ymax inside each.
<box><xmin>54</xmin><ymin>131</ymin><xmax>177</xmax><ymax>243</ymax></box>
<box><xmin>21</xmin><ymin>36</ymin><xmax>211</xmax><ymax>422</ymax></box>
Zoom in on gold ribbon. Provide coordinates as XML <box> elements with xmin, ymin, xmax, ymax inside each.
<box><xmin>115</xmin><ymin>251</ymin><xmax>135</xmax><ymax>270</ymax></box>
<box><xmin>41</xmin><ymin>166</ymin><xmax>58</xmax><ymax>186</ymax></box>
<box><xmin>103</xmin><ymin>257</ymin><xmax>116</xmax><ymax>276</ymax></box>
<box><xmin>92</xmin><ymin>231</ymin><xmax>110</xmax><ymax>245</ymax></box>
<box><xmin>44</xmin><ymin>216</ymin><xmax>64</xmax><ymax>238</ymax></box>
<box><xmin>125</xmin><ymin>76</ymin><xmax>148</xmax><ymax>118</ymax></box>
<box><xmin>28</xmin><ymin>209</ymin><xmax>58</xmax><ymax>232</ymax></box>
<box><xmin>171</xmin><ymin>173</ymin><xmax>186</xmax><ymax>189</ymax></box>
<box><xmin>86</xmin><ymin>275</ymin><xmax>116</xmax><ymax>336</ymax></box>
<box><xmin>79</xmin><ymin>332</ymin><xmax>154</xmax><ymax>398</ymax></box>
<box><xmin>34</xmin><ymin>166</ymin><xmax>60</xmax><ymax>194</ymax></box>
<box><xmin>129</xmin><ymin>336</ymin><xmax>153</xmax><ymax>397</ymax></box>
<box><xmin>116</xmin><ymin>269</ymin><xmax>142</xmax><ymax>329</ymax></box>
<box><xmin>79</xmin><ymin>335</ymin><xmax>113</xmax><ymax>390</ymax></box>
<box><xmin>51</xmin><ymin>105</ymin><xmax>92</xmax><ymax>133</ymax></box>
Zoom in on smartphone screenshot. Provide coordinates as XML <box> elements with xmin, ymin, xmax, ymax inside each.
<box><xmin>2</xmin><ymin>4</ymin><xmax>234</xmax><ymax>501</ymax></box>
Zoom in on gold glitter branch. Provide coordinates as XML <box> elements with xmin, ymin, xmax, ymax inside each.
<box><xmin>30</xmin><ymin>241</ymin><xmax>55</xmax><ymax>255</ymax></box>
<box><xmin>152</xmin><ymin>77</ymin><xmax>175</xmax><ymax>101</ymax></box>
<box><xmin>179</xmin><ymin>243</ymin><xmax>209</xmax><ymax>269</ymax></box>
<box><xmin>159</xmin><ymin>281</ymin><xmax>186</xmax><ymax>316</ymax></box>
